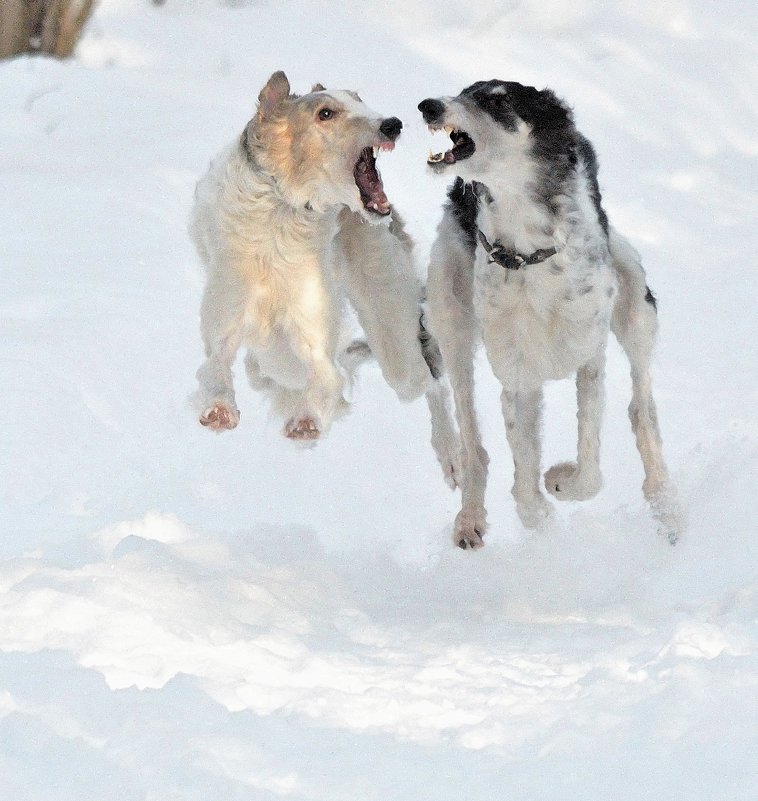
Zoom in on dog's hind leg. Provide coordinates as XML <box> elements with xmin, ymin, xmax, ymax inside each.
<box><xmin>545</xmin><ymin>352</ymin><xmax>605</xmax><ymax>502</ymax></box>
<box><xmin>610</xmin><ymin>230</ymin><xmax>683</xmax><ymax>542</ymax></box>
<box><xmin>427</xmin><ymin>235</ymin><xmax>487</xmax><ymax>549</ymax></box>
<box><xmin>502</xmin><ymin>388</ymin><xmax>553</xmax><ymax>529</ymax></box>
<box><xmin>195</xmin><ymin>274</ymin><xmax>244</xmax><ymax>432</ymax></box>
<box><xmin>281</xmin><ymin>287</ymin><xmax>345</xmax><ymax>442</ymax></box>
<box><xmin>419</xmin><ymin>319</ymin><xmax>460</xmax><ymax>490</ymax></box>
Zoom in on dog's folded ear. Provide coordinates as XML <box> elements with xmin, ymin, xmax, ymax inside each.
<box><xmin>311</xmin><ymin>82</ymin><xmax>326</xmax><ymax>92</ymax></box>
<box><xmin>257</xmin><ymin>71</ymin><xmax>291</xmax><ymax>119</ymax></box>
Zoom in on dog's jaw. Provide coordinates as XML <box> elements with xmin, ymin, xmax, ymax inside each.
<box><xmin>425</xmin><ymin>124</ymin><xmax>476</xmax><ymax>172</ymax></box>
<box><xmin>353</xmin><ymin>141</ymin><xmax>395</xmax><ymax>218</ymax></box>
<box><xmin>419</xmin><ymin>99</ymin><xmax>477</xmax><ymax>173</ymax></box>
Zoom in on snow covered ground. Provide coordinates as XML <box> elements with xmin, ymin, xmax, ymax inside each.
<box><xmin>1</xmin><ymin>1</ymin><xmax>757</xmax><ymax>798</ymax></box>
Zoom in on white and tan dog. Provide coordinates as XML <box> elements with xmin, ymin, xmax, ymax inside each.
<box><xmin>191</xmin><ymin>72</ymin><xmax>457</xmax><ymax>482</ymax></box>
<box><xmin>419</xmin><ymin>80</ymin><xmax>683</xmax><ymax>547</ymax></box>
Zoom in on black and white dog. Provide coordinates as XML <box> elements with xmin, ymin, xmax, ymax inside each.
<box><xmin>419</xmin><ymin>80</ymin><xmax>682</xmax><ymax>548</ymax></box>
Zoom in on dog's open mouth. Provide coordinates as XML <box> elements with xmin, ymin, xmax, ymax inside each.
<box><xmin>354</xmin><ymin>145</ymin><xmax>392</xmax><ymax>216</ymax></box>
<box><xmin>427</xmin><ymin>126</ymin><xmax>475</xmax><ymax>168</ymax></box>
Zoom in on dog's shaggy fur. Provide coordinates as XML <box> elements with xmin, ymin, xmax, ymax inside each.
<box><xmin>419</xmin><ymin>80</ymin><xmax>682</xmax><ymax>548</ymax></box>
<box><xmin>191</xmin><ymin>71</ymin><xmax>456</xmax><ymax>481</ymax></box>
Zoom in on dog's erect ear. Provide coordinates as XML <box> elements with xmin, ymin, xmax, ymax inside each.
<box><xmin>257</xmin><ymin>71</ymin><xmax>291</xmax><ymax>118</ymax></box>
<box><xmin>311</xmin><ymin>82</ymin><xmax>326</xmax><ymax>92</ymax></box>
<box><xmin>510</xmin><ymin>85</ymin><xmax>572</xmax><ymax>132</ymax></box>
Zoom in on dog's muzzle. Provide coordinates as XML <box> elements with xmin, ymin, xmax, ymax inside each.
<box><xmin>379</xmin><ymin>117</ymin><xmax>403</xmax><ymax>141</ymax></box>
<box><xmin>418</xmin><ymin>98</ymin><xmax>475</xmax><ymax>168</ymax></box>
<box><xmin>418</xmin><ymin>98</ymin><xmax>445</xmax><ymax>125</ymax></box>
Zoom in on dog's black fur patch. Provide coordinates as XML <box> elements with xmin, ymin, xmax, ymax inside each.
<box><xmin>460</xmin><ymin>80</ymin><xmax>609</xmax><ymax>238</ymax></box>
<box><xmin>575</xmin><ymin>135</ymin><xmax>609</xmax><ymax>237</ymax></box>
<box><xmin>446</xmin><ymin>177</ymin><xmax>480</xmax><ymax>253</ymax></box>
<box><xmin>460</xmin><ymin>80</ymin><xmax>522</xmax><ymax>131</ymax></box>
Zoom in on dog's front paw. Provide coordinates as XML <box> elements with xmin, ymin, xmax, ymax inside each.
<box><xmin>453</xmin><ymin>508</ymin><xmax>486</xmax><ymax>550</ymax></box>
<box><xmin>200</xmin><ymin>403</ymin><xmax>240</xmax><ymax>432</ymax></box>
<box><xmin>284</xmin><ymin>415</ymin><xmax>321</xmax><ymax>441</ymax></box>
<box><xmin>544</xmin><ymin>461</ymin><xmax>601</xmax><ymax>501</ymax></box>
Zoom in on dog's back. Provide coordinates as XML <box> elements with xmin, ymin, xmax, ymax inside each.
<box><xmin>190</xmin><ymin>144</ymin><xmax>237</xmax><ymax>269</ymax></box>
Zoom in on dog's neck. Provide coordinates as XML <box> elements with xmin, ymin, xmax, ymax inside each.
<box><xmin>227</xmin><ymin>150</ymin><xmax>341</xmax><ymax>263</ymax></box>
<box><xmin>240</xmin><ymin>133</ymin><xmax>329</xmax><ymax>219</ymax></box>
<box><xmin>464</xmin><ymin>134</ymin><xmax>556</xmax><ymax>254</ymax></box>
<box><xmin>475</xmin><ymin>178</ymin><xmax>556</xmax><ymax>255</ymax></box>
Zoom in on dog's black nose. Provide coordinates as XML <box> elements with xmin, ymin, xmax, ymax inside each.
<box><xmin>379</xmin><ymin>116</ymin><xmax>403</xmax><ymax>141</ymax></box>
<box><xmin>418</xmin><ymin>98</ymin><xmax>445</xmax><ymax>124</ymax></box>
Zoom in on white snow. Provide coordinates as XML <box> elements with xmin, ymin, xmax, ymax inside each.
<box><xmin>1</xmin><ymin>1</ymin><xmax>757</xmax><ymax>799</ymax></box>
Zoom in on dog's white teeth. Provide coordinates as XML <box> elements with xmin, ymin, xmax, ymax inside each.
<box><xmin>444</xmin><ymin>125</ymin><xmax>454</xmax><ymax>135</ymax></box>
<box><xmin>373</xmin><ymin>146</ymin><xmax>378</xmax><ymax>158</ymax></box>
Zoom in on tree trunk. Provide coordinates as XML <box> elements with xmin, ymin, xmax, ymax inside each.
<box><xmin>0</xmin><ymin>0</ymin><xmax>96</xmax><ymax>60</ymax></box>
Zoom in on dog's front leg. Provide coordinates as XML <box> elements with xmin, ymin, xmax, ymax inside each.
<box><xmin>334</xmin><ymin>211</ymin><xmax>432</xmax><ymax>401</ymax></box>
<box><xmin>195</xmin><ymin>276</ymin><xmax>244</xmax><ymax>432</ymax></box>
<box><xmin>545</xmin><ymin>352</ymin><xmax>605</xmax><ymax>502</ymax></box>
<box><xmin>501</xmin><ymin>387</ymin><xmax>553</xmax><ymax>529</ymax></box>
<box><xmin>333</xmin><ymin>211</ymin><xmax>459</xmax><ymax>485</ymax></box>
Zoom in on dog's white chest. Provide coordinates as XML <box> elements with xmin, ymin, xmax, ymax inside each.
<box><xmin>473</xmin><ymin>243</ymin><xmax>615</xmax><ymax>390</ymax></box>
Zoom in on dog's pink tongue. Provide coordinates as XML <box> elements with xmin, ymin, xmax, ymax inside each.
<box><xmin>354</xmin><ymin>147</ymin><xmax>391</xmax><ymax>215</ymax></box>
<box><xmin>369</xmin><ymin>182</ymin><xmax>390</xmax><ymax>213</ymax></box>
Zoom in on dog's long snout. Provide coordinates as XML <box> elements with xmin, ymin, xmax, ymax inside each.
<box><xmin>379</xmin><ymin>116</ymin><xmax>403</xmax><ymax>141</ymax></box>
<box><xmin>418</xmin><ymin>98</ymin><xmax>445</xmax><ymax>124</ymax></box>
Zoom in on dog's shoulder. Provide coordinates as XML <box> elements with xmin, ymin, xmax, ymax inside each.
<box><xmin>571</xmin><ymin>132</ymin><xmax>608</xmax><ymax>236</ymax></box>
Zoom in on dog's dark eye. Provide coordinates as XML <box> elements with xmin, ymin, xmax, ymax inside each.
<box><xmin>318</xmin><ymin>108</ymin><xmax>335</xmax><ymax>121</ymax></box>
